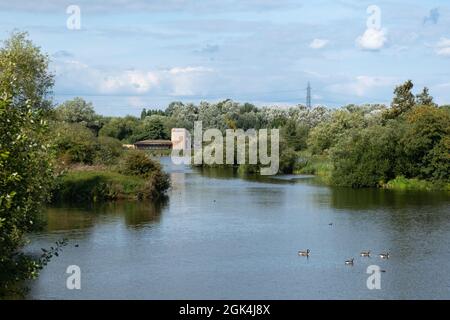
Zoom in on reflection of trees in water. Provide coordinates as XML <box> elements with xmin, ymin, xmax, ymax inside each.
<box><xmin>320</xmin><ymin>187</ymin><xmax>450</xmax><ymax>260</ymax></box>
<box><xmin>324</xmin><ymin>187</ymin><xmax>450</xmax><ymax>212</ymax></box>
<box><xmin>44</xmin><ymin>199</ymin><xmax>168</xmax><ymax>232</ymax></box>
<box><xmin>193</xmin><ymin>165</ymin><xmax>314</xmax><ymax>186</ymax></box>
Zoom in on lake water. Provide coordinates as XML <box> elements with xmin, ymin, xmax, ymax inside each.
<box><xmin>26</xmin><ymin>158</ymin><xmax>450</xmax><ymax>299</ymax></box>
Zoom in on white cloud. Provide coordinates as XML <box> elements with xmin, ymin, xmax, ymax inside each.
<box><xmin>52</xmin><ymin>58</ymin><xmax>214</xmax><ymax>97</ymax></box>
<box><xmin>435</xmin><ymin>37</ymin><xmax>450</xmax><ymax>57</ymax></box>
<box><xmin>309</xmin><ymin>38</ymin><xmax>329</xmax><ymax>49</ymax></box>
<box><xmin>356</xmin><ymin>28</ymin><xmax>387</xmax><ymax>51</ymax></box>
<box><xmin>168</xmin><ymin>66</ymin><xmax>214</xmax><ymax>75</ymax></box>
<box><xmin>329</xmin><ymin>76</ymin><xmax>395</xmax><ymax>97</ymax></box>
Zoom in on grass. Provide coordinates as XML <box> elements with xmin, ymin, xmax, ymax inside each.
<box><xmin>383</xmin><ymin>176</ymin><xmax>450</xmax><ymax>191</ymax></box>
<box><xmin>52</xmin><ymin>170</ymin><xmax>146</xmax><ymax>203</ymax></box>
<box><xmin>294</xmin><ymin>152</ymin><xmax>333</xmax><ymax>184</ymax></box>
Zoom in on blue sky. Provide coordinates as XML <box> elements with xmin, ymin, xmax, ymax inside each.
<box><xmin>1</xmin><ymin>0</ymin><xmax>450</xmax><ymax>116</ymax></box>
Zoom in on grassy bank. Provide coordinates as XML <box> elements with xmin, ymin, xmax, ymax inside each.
<box><xmin>293</xmin><ymin>154</ymin><xmax>449</xmax><ymax>191</ymax></box>
<box><xmin>52</xmin><ymin>170</ymin><xmax>145</xmax><ymax>202</ymax></box>
<box><xmin>382</xmin><ymin>176</ymin><xmax>450</xmax><ymax>191</ymax></box>
<box><xmin>294</xmin><ymin>153</ymin><xmax>333</xmax><ymax>184</ymax></box>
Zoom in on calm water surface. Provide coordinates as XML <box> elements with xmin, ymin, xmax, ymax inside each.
<box><xmin>26</xmin><ymin>158</ymin><xmax>450</xmax><ymax>299</ymax></box>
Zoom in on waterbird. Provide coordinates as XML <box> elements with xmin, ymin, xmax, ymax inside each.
<box><xmin>360</xmin><ymin>251</ymin><xmax>370</xmax><ymax>257</ymax></box>
<box><xmin>74</xmin><ymin>244</ymin><xmax>79</xmax><ymax>247</ymax></box>
<box><xmin>379</xmin><ymin>252</ymin><xmax>390</xmax><ymax>259</ymax></box>
<box><xmin>298</xmin><ymin>249</ymin><xmax>310</xmax><ymax>257</ymax></box>
<box><xmin>328</xmin><ymin>223</ymin><xmax>333</xmax><ymax>226</ymax></box>
<box><xmin>345</xmin><ymin>258</ymin><xmax>354</xmax><ymax>265</ymax></box>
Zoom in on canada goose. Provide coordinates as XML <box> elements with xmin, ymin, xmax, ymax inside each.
<box><xmin>298</xmin><ymin>249</ymin><xmax>310</xmax><ymax>257</ymax></box>
<box><xmin>360</xmin><ymin>251</ymin><xmax>370</xmax><ymax>257</ymax></box>
<box><xmin>345</xmin><ymin>258</ymin><xmax>354</xmax><ymax>265</ymax></box>
<box><xmin>379</xmin><ymin>253</ymin><xmax>390</xmax><ymax>259</ymax></box>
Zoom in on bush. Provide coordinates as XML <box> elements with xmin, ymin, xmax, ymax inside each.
<box><xmin>119</xmin><ymin>150</ymin><xmax>160</xmax><ymax>177</ymax></box>
<box><xmin>279</xmin><ymin>147</ymin><xmax>298</xmax><ymax>174</ymax></box>
<box><xmin>94</xmin><ymin>136</ymin><xmax>124</xmax><ymax>165</ymax></box>
<box><xmin>400</xmin><ymin>105</ymin><xmax>450</xmax><ymax>181</ymax></box>
<box><xmin>118</xmin><ymin>150</ymin><xmax>171</xmax><ymax>199</ymax></box>
<box><xmin>52</xmin><ymin>122</ymin><xmax>98</xmax><ymax>164</ymax></box>
<box><xmin>138</xmin><ymin>170</ymin><xmax>171</xmax><ymax>200</ymax></box>
<box><xmin>52</xmin><ymin>171</ymin><xmax>144</xmax><ymax>202</ymax></box>
<box><xmin>331</xmin><ymin>125</ymin><xmax>399</xmax><ymax>187</ymax></box>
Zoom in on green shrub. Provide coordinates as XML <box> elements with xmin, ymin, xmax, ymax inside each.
<box><xmin>383</xmin><ymin>176</ymin><xmax>450</xmax><ymax>191</ymax></box>
<box><xmin>119</xmin><ymin>150</ymin><xmax>160</xmax><ymax>177</ymax></box>
<box><xmin>52</xmin><ymin>171</ymin><xmax>144</xmax><ymax>202</ymax></box>
<box><xmin>52</xmin><ymin>122</ymin><xmax>98</xmax><ymax>164</ymax></box>
<box><xmin>138</xmin><ymin>170</ymin><xmax>171</xmax><ymax>200</ymax></box>
<box><xmin>94</xmin><ymin>136</ymin><xmax>124</xmax><ymax>165</ymax></box>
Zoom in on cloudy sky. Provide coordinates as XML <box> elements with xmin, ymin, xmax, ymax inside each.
<box><xmin>1</xmin><ymin>0</ymin><xmax>449</xmax><ymax>115</ymax></box>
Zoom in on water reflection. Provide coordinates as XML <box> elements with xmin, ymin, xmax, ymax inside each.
<box><xmin>43</xmin><ymin>200</ymin><xmax>167</xmax><ymax>232</ymax></box>
<box><xmin>325</xmin><ymin>187</ymin><xmax>450</xmax><ymax>211</ymax></box>
<box><xmin>26</xmin><ymin>158</ymin><xmax>450</xmax><ymax>299</ymax></box>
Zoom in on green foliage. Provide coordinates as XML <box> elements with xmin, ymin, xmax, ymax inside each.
<box><xmin>55</xmin><ymin>97</ymin><xmax>95</xmax><ymax>124</ymax></box>
<box><xmin>400</xmin><ymin>105</ymin><xmax>450</xmax><ymax>181</ymax></box>
<box><xmin>52</xmin><ymin>170</ymin><xmax>144</xmax><ymax>202</ymax></box>
<box><xmin>294</xmin><ymin>152</ymin><xmax>332</xmax><ymax>182</ymax></box>
<box><xmin>0</xmin><ymin>32</ymin><xmax>56</xmax><ymax>297</ymax></box>
<box><xmin>281</xmin><ymin>119</ymin><xmax>309</xmax><ymax>151</ymax></box>
<box><xmin>384</xmin><ymin>80</ymin><xmax>415</xmax><ymax>120</ymax></box>
<box><xmin>307</xmin><ymin>109</ymin><xmax>369</xmax><ymax>154</ymax></box>
<box><xmin>54</xmin><ymin>97</ymin><xmax>105</xmax><ymax>135</ymax></box>
<box><xmin>52</xmin><ymin>122</ymin><xmax>98</xmax><ymax>164</ymax></box>
<box><xmin>383</xmin><ymin>176</ymin><xmax>446</xmax><ymax>191</ymax></box>
<box><xmin>0</xmin><ymin>31</ymin><xmax>54</xmax><ymax>111</ymax></box>
<box><xmin>95</xmin><ymin>136</ymin><xmax>124</xmax><ymax>165</ymax></box>
<box><xmin>99</xmin><ymin>116</ymin><xmax>139</xmax><ymax>141</ymax></box>
<box><xmin>416</xmin><ymin>87</ymin><xmax>437</xmax><ymax>107</ymax></box>
<box><xmin>328</xmin><ymin>103</ymin><xmax>449</xmax><ymax>188</ymax></box>
<box><xmin>279</xmin><ymin>147</ymin><xmax>298</xmax><ymax>174</ymax></box>
<box><xmin>129</xmin><ymin>115</ymin><xmax>169</xmax><ymax>142</ymax></box>
<box><xmin>52</xmin><ymin>157</ymin><xmax>170</xmax><ymax>202</ymax></box>
<box><xmin>119</xmin><ymin>150</ymin><xmax>160</xmax><ymax>177</ymax></box>
<box><xmin>331</xmin><ymin>125</ymin><xmax>400</xmax><ymax>187</ymax></box>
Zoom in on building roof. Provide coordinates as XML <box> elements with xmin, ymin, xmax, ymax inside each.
<box><xmin>134</xmin><ymin>140</ymin><xmax>172</xmax><ymax>145</ymax></box>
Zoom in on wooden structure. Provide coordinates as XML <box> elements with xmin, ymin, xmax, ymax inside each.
<box><xmin>133</xmin><ymin>140</ymin><xmax>172</xmax><ymax>150</ymax></box>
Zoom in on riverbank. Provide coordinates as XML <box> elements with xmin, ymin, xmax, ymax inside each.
<box><xmin>27</xmin><ymin>161</ymin><xmax>450</xmax><ymax>299</ymax></box>
<box><xmin>293</xmin><ymin>153</ymin><xmax>449</xmax><ymax>191</ymax></box>
<box><xmin>52</xmin><ymin>169</ymin><xmax>145</xmax><ymax>202</ymax></box>
<box><xmin>51</xmin><ymin>153</ymin><xmax>171</xmax><ymax>203</ymax></box>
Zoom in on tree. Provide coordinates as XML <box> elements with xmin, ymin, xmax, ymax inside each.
<box><xmin>55</xmin><ymin>97</ymin><xmax>95</xmax><ymax>124</ymax></box>
<box><xmin>331</xmin><ymin>124</ymin><xmax>401</xmax><ymax>187</ymax></box>
<box><xmin>0</xmin><ymin>32</ymin><xmax>54</xmax><ymax>111</ymax></box>
<box><xmin>307</xmin><ymin>109</ymin><xmax>369</xmax><ymax>154</ymax></box>
<box><xmin>140</xmin><ymin>108</ymin><xmax>147</xmax><ymax>120</ymax></box>
<box><xmin>99</xmin><ymin>116</ymin><xmax>139</xmax><ymax>141</ymax></box>
<box><xmin>0</xmin><ymin>33</ymin><xmax>56</xmax><ymax>296</ymax></box>
<box><xmin>400</xmin><ymin>105</ymin><xmax>450</xmax><ymax>181</ymax></box>
<box><xmin>281</xmin><ymin>119</ymin><xmax>309</xmax><ymax>151</ymax></box>
<box><xmin>384</xmin><ymin>80</ymin><xmax>415</xmax><ymax>119</ymax></box>
<box><xmin>51</xmin><ymin>122</ymin><xmax>98</xmax><ymax>164</ymax></box>
<box><xmin>416</xmin><ymin>87</ymin><xmax>437</xmax><ymax>107</ymax></box>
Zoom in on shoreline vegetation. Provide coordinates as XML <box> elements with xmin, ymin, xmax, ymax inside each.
<box><xmin>1</xmin><ymin>31</ymin><xmax>450</xmax><ymax>297</ymax></box>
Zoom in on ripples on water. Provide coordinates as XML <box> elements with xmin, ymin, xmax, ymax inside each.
<box><xmin>26</xmin><ymin>158</ymin><xmax>450</xmax><ymax>299</ymax></box>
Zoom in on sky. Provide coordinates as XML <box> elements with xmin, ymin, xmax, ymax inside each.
<box><xmin>1</xmin><ymin>0</ymin><xmax>450</xmax><ymax>116</ymax></box>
